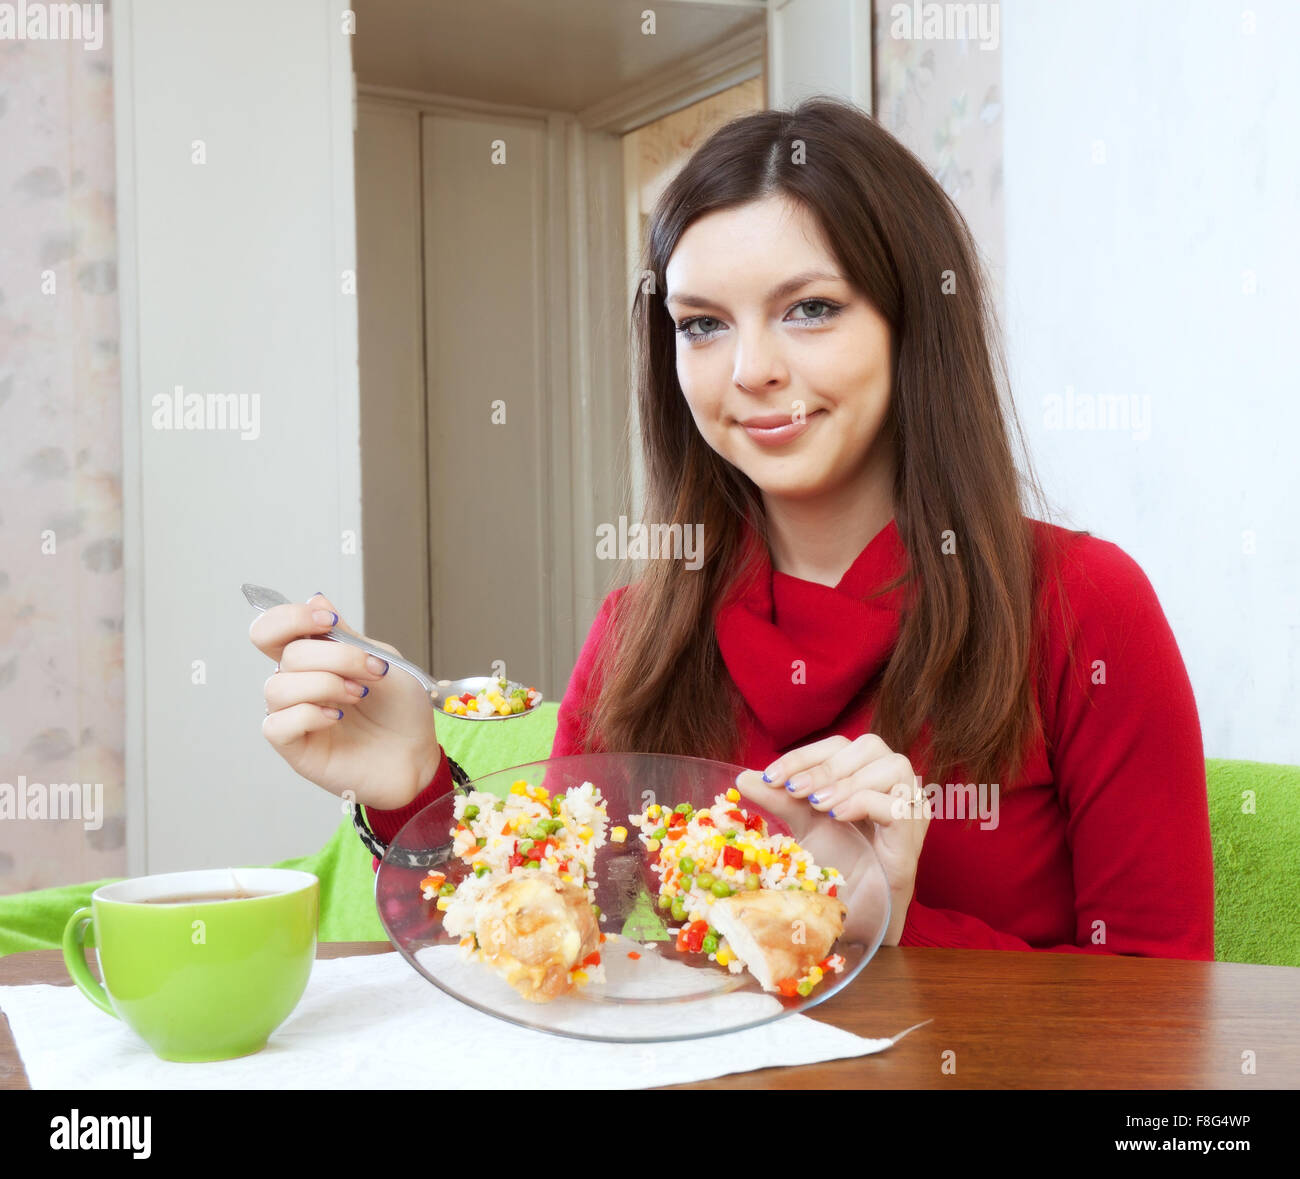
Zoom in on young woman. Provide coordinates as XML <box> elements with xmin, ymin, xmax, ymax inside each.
<box><xmin>250</xmin><ymin>98</ymin><xmax>1214</xmax><ymax>959</ymax></box>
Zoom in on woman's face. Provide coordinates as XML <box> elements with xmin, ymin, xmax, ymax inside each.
<box><xmin>664</xmin><ymin>194</ymin><xmax>894</xmax><ymax>504</ymax></box>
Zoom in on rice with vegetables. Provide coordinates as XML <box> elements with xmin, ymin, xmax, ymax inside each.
<box><xmin>442</xmin><ymin>676</ymin><xmax>541</xmax><ymax>717</ymax></box>
<box><xmin>628</xmin><ymin>787</ymin><xmax>847</xmax><ymax>997</ymax></box>
<box><xmin>419</xmin><ymin>779</ymin><xmax>610</xmax><ymax>991</ymax></box>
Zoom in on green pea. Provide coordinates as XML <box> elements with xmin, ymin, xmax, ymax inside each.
<box><xmin>745</xmin><ymin>873</ymin><xmax>760</xmax><ymax>891</ymax></box>
<box><xmin>796</xmin><ymin>979</ymin><xmax>814</xmax><ymax>997</ymax></box>
<box><xmin>493</xmin><ymin>799</ymin><xmax>506</xmax><ymax>812</ymax></box>
<box><xmin>517</xmin><ymin>839</ymin><xmax>535</xmax><ymax>853</ymax></box>
<box><xmin>673</xmin><ymin>803</ymin><xmax>693</xmax><ymax>814</ymax></box>
<box><xmin>678</xmin><ymin>875</ymin><xmax>694</xmax><ymax>892</ymax></box>
<box><xmin>529</xmin><ymin>823</ymin><xmax>550</xmax><ymax>840</ymax></box>
<box><xmin>524</xmin><ymin>859</ymin><xmax>541</xmax><ymax>869</ymax></box>
<box><xmin>651</xmin><ymin>826</ymin><xmax>667</xmax><ymax>840</ymax></box>
<box><xmin>510</xmin><ymin>698</ymin><xmax>525</xmax><ymax>714</ymax></box>
<box><xmin>463</xmin><ymin>804</ymin><xmax>480</xmax><ymax>821</ymax></box>
<box><xmin>696</xmin><ymin>872</ymin><xmax>715</xmax><ymax>889</ymax></box>
<box><xmin>657</xmin><ymin>893</ymin><xmax>672</xmax><ymax>911</ymax></box>
<box><xmin>550</xmin><ymin>798</ymin><xmax>562</xmax><ymax>816</ymax></box>
<box><xmin>710</xmin><ymin>881</ymin><xmax>732</xmax><ymax>898</ymax></box>
<box><xmin>702</xmin><ymin>933</ymin><xmax>719</xmax><ymax>955</ymax></box>
<box><xmin>679</xmin><ymin>855</ymin><xmax>696</xmax><ymax>875</ymax></box>
<box><xmin>474</xmin><ymin>864</ymin><xmax>490</xmax><ymax>877</ymax></box>
<box><xmin>511</xmin><ymin>687</ymin><xmax>527</xmax><ymax>699</ymax></box>
<box><xmin>438</xmin><ymin>882</ymin><xmax>456</xmax><ymax>896</ymax></box>
<box><xmin>476</xmin><ymin>836</ymin><xmax>487</xmax><ymax>848</ymax></box>
<box><xmin>724</xmin><ymin>831</ymin><xmax>738</xmax><ymax>841</ymax></box>
<box><xmin>670</xmin><ymin>897</ymin><xmax>687</xmax><ymax>922</ymax></box>
<box><xmin>544</xmin><ymin>819</ymin><xmax>564</xmax><ymax>834</ymax></box>
<box><xmin>591</xmin><ymin>903</ymin><xmax>601</xmax><ymax>919</ymax></box>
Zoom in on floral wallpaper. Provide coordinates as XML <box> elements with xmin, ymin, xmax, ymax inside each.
<box><xmin>0</xmin><ymin>4</ymin><xmax>126</xmax><ymax>893</ymax></box>
<box><xmin>874</xmin><ymin>3</ymin><xmax>1005</xmax><ymax>305</ymax></box>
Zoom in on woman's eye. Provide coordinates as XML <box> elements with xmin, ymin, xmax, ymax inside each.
<box><xmin>677</xmin><ymin>316</ymin><xmax>723</xmax><ymax>339</ymax></box>
<box><xmin>787</xmin><ymin>299</ymin><xmax>840</xmax><ymax>321</ymax></box>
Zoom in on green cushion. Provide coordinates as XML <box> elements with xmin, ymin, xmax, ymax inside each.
<box><xmin>1205</xmin><ymin>758</ymin><xmax>1300</xmax><ymax>967</ymax></box>
<box><xmin>1</xmin><ymin>707</ymin><xmax>1295</xmax><ymax>966</ymax></box>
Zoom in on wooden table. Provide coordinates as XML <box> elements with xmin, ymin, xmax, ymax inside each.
<box><xmin>2</xmin><ymin>942</ymin><xmax>1297</xmax><ymax>1089</ymax></box>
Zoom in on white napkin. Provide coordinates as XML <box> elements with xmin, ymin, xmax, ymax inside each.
<box><xmin>0</xmin><ymin>950</ymin><xmax>923</xmax><ymax>1089</ymax></box>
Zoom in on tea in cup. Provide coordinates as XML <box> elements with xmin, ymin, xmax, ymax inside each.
<box><xmin>61</xmin><ymin>868</ymin><xmax>318</xmax><ymax>1062</ymax></box>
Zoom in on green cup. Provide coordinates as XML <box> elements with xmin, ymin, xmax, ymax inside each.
<box><xmin>61</xmin><ymin>868</ymin><xmax>318</xmax><ymax>1063</ymax></box>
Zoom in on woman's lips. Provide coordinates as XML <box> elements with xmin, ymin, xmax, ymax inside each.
<box><xmin>739</xmin><ymin>409</ymin><xmax>824</xmax><ymax>446</ymax></box>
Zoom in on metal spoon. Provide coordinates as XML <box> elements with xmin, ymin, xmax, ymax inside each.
<box><xmin>241</xmin><ymin>583</ymin><xmax>543</xmax><ymax>719</ymax></box>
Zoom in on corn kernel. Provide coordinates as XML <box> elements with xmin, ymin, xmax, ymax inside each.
<box><xmin>646</xmin><ymin>838</ymin><xmax>660</xmax><ymax>852</ymax></box>
<box><xmin>510</xmin><ymin>781</ymin><xmax>527</xmax><ymax>795</ymax></box>
<box><xmin>578</xmin><ymin>826</ymin><xmax>593</xmax><ymax>841</ymax></box>
<box><xmin>828</xmin><ymin>867</ymin><xmax>840</xmax><ymax>878</ymax></box>
<box><xmin>757</xmin><ymin>850</ymin><xmax>774</xmax><ymax>867</ymax></box>
<box><xmin>716</xmin><ymin>949</ymin><xmax>732</xmax><ymax>966</ymax></box>
<box><xmin>443</xmin><ymin>699</ymin><xmax>457</xmax><ymax>713</ymax></box>
<box><xmin>436</xmin><ymin>898</ymin><xmax>451</xmax><ymax>911</ymax></box>
<box><xmin>561</xmin><ymin>874</ymin><xmax>574</xmax><ymax>884</ymax></box>
<box><xmin>611</xmin><ymin>826</ymin><xmax>628</xmax><ymax>843</ymax></box>
<box><xmin>647</xmin><ymin>804</ymin><xmax>661</xmax><ymax>818</ymax></box>
<box><xmin>802</xmin><ymin>878</ymin><xmax>817</xmax><ymax>891</ymax></box>
<box><xmin>572</xmin><ymin>969</ymin><xmax>588</xmax><ymax>984</ymax></box>
<box><xmin>708</xmin><ymin>835</ymin><xmax>725</xmax><ymax>849</ymax></box>
<box><xmin>723</xmin><ymin>865</ymin><xmax>736</xmax><ymax>877</ymax></box>
<box><xmin>725</xmin><ymin>787</ymin><xmax>741</xmax><ymax>802</ymax></box>
<box><xmin>741</xmin><ymin>846</ymin><xmax>757</xmax><ymax>862</ymax></box>
<box><xmin>809</xmin><ymin>966</ymin><xmax>824</xmax><ymax>982</ymax></box>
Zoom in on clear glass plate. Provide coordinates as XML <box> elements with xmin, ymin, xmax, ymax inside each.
<box><xmin>375</xmin><ymin>753</ymin><xmax>891</xmax><ymax>1042</ymax></box>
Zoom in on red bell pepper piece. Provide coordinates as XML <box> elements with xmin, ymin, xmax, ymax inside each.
<box><xmin>777</xmin><ymin>978</ymin><xmax>799</xmax><ymax>998</ymax></box>
<box><xmin>685</xmin><ymin>920</ymin><xmax>709</xmax><ymax>953</ymax></box>
<box><xmin>744</xmin><ymin>813</ymin><xmax>765</xmax><ymax>833</ymax></box>
<box><xmin>581</xmin><ymin>951</ymin><xmax>601</xmax><ymax>967</ymax></box>
<box><xmin>722</xmin><ymin>845</ymin><xmax>744</xmax><ymax>870</ymax></box>
<box><xmin>696</xmin><ymin>814</ymin><xmax>714</xmax><ymax>827</ymax></box>
<box><xmin>828</xmin><ymin>884</ymin><xmax>838</xmax><ymax>898</ymax></box>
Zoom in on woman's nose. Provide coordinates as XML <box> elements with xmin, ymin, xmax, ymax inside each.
<box><xmin>731</xmin><ymin>329</ymin><xmax>788</xmax><ymax>392</ymax></box>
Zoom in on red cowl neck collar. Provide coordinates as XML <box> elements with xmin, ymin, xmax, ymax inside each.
<box><xmin>714</xmin><ymin>517</ymin><xmax>911</xmax><ymax>749</ymax></box>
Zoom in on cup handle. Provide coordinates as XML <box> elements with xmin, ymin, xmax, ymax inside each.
<box><xmin>61</xmin><ymin>907</ymin><xmax>118</xmax><ymax>1018</ymax></box>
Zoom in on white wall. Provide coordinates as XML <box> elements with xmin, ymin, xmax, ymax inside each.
<box><xmin>1002</xmin><ymin>0</ymin><xmax>1300</xmax><ymax>764</ymax></box>
<box><xmin>116</xmin><ymin>0</ymin><xmax>361</xmax><ymax>872</ymax></box>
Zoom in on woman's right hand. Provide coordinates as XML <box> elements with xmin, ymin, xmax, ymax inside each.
<box><xmin>250</xmin><ymin>591</ymin><xmax>442</xmax><ymax>811</ymax></box>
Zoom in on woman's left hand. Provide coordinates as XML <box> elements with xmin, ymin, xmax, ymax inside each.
<box><xmin>758</xmin><ymin>734</ymin><xmax>931</xmax><ymax>945</ymax></box>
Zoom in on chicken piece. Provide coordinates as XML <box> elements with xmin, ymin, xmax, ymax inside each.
<box><xmin>474</xmin><ymin>873</ymin><xmax>600</xmax><ymax>1002</ymax></box>
<box><xmin>708</xmin><ymin>889</ymin><xmax>846</xmax><ymax>993</ymax></box>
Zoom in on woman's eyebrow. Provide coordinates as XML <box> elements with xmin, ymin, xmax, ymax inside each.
<box><xmin>665</xmin><ymin>269</ymin><xmax>844</xmax><ymax>312</ymax></box>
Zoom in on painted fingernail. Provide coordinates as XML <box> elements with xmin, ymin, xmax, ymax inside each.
<box><xmin>809</xmin><ymin>793</ymin><xmax>821</xmax><ymax>805</ymax></box>
<box><xmin>788</xmin><ymin>773</ymin><xmax>810</xmax><ymax>791</ymax></box>
<box><xmin>829</xmin><ymin>809</ymin><xmax>837</xmax><ymax>818</ymax></box>
<box><xmin>785</xmin><ymin>782</ymin><xmax>796</xmax><ymax>792</ymax></box>
<box><xmin>366</xmin><ymin>655</ymin><xmax>389</xmax><ymax>675</ymax></box>
<box><xmin>345</xmin><ymin>680</ymin><xmax>369</xmax><ymax>697</ymax></box>
<box><xmin>313</xmin><ymin>609</ymin><xmax>338</xmax><ymax>626</ymax></box>
<box><xmin>761</xmin><ymin>772</ymin><xmax>772</xmax><ymax>783</ymax></box>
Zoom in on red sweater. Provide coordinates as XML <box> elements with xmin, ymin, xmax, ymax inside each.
<box><xmin>367</xmin><ymin>517</ymin><xmax>1215</xmax><ymax>960</ymax></box>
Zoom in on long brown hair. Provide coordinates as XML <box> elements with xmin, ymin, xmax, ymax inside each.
<box><xmin>587</xmin><ymin>96</ymin><xmax>1076</xmax><ymax>789</ymax></box>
